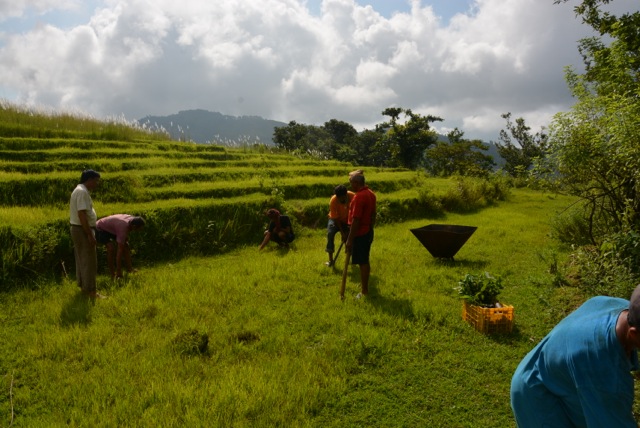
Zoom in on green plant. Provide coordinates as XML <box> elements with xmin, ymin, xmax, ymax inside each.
<box><xmin>457</xmin><ymin>272</ymin><xmax>504</xmax><ymax>307</ymax></box>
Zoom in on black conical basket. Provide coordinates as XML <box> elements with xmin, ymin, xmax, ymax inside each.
<box><xmin>410</xmin><ymin>224</ymin><xmax>477</xmax><ymax>259</ymax></box>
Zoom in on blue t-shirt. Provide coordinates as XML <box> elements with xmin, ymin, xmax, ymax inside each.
<box><xmin>511</xmin><ymin>296</ymin><xmax>638</xmax><ymax>427</ymax></box>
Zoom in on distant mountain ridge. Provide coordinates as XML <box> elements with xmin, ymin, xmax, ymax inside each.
<box><xmin>138</xmin><ymin>109</ymin><xmax>287</xmax><ymax>145</ymax></box>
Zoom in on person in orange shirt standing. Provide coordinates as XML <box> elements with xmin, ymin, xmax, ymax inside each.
<box><xmin>325</xmin><ymin>185</ymin><xmax>355</xmax><ymax>266</ymax></box>
<box><xmin>346</xmin><ymin>173</ymin><xmax>376</xmax><ymax>298</ymax></box>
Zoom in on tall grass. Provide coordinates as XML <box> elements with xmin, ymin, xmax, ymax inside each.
<box><xmin>0</xmin><ymin>100</ymin><xmax>170</xmax><ymax>141</ymax></box>
<box><xmin>1</xmin><ymin>188</ymin><xmax>598</xmax><ymax>426</ymax></box>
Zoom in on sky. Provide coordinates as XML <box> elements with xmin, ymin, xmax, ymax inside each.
<box><xmin>0</xmin><ymin>0</ymin><xmax>637</xmax><ymax>142</ymax></box>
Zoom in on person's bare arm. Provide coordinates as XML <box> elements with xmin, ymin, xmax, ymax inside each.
<box><xmin>259</xmin><ymin>232</ymin><xmax>271</xmax><ymax>250</ymax></box>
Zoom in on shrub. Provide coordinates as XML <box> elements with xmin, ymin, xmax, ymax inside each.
<box><xmin>568</xmin><ymin>245</ymin><xmax>636</xmax><ymax>298</ymax></box>
<box><xmin>0</xmin><ymin>222</ymin><xmax>72</xmax><ymax>290</ymax></box>
<box><xmin>550</xmin><ymin>204</ymin><xmax>593</xmax><ymax>246</ymax></box>
<box><xmin>567</xmin><ymin>230</ymin><xmax>640</xmax><ymax>298</ymax></box>
<box><xmin>441</xmin><ymin>176</ymin><xmax>510</xmax><ymax>212</ymax></box>
<box><xmin>457</xmin><ymin>272</ymin><xmax>504</xmax><ymax>307</ymax></box>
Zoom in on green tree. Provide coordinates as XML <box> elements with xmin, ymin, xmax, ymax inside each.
<box><xmin>354</xmin><ymin>128</ymin><xmax>386</xmax><ymax>166</ymax></box>
<box><xmin>425</xmin><ymin>128</ymin><xmax>495</xmax><ymax>177</ymax></box>
<box><xmin>494</xmin><ymin>113</ymin><xmax>548</xmax><ymax>177</ymax></box>
<box><xmin>273</xmin><ymin>121</ymin><xmax>310</xmax><ymax>151</ymax></box>
<box><xmin>548</xmin><ymin>1</ymin><xmax>640</xmax><ymax>242</ymax></box>
<box><xmin>554</xmin><ymin>0</ymin><xmax>640</xmax><ymax>92</ymax></box>
<box><xmin>376</xmin><ymin>108</ymin><xmax>442</xmax><ymax>169</ymax></box>
<box><xmin>549</xmin><ymin>73</ymin><xmax>640</xmax><ymax>240</ymax></box>
<box><xmin>273</xmin><ymin>121</ymin><xmax>332</xmax><ymax>157</ymax></box>
<box><xmin>323</xmin><ymin>119</ymin><xmax>359</xmax><ymax>161</ymax></box>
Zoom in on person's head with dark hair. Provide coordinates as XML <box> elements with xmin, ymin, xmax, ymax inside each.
<box><xmin>80</xmin><ymin>169</ymin><xmax>101</xmax><ymax>191</ymax></box>
<box><xmin>334</xmin><ymin>184</ymin><xmax>350</xmax><ymax>204</ymax></box>
<box><xmin>334</xmin><ymin>185</ymin><xmax>347</xmax><ymax>197</ymax></box>
<box><xmin>130</xmin><ymin>216</ymin><xmax>145</xmax><ymax>230</ymax></box>
<box><xmin>80</xmin><ymin>169</ymin><xmax>100</xmax><ymax>183</ymax></box>
<box><xmin>266</xmin><ymin>208</ymin><xmax>281</xmax><ymax>220</ymax></box>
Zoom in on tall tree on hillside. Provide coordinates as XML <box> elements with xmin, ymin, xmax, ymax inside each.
<box><xmin>425</xmin><ymin>128</ymin><xmax>495</xmax><ymax>177</ymax></box>
<box><xmin>549</xmin><ymin>0</ymin><xmax>640</xmax><ymax>241</ymax></box>
<box><xmin>323</xmin><ymin>119</ymin><xmax>359</xmax><ymax>161</ymax></box>
<box><xmin>355</xmin><ymin>128</ymin><xmax>387</xmax><ymax>166</ymax></box>
<box><xmin>494</xmin><ymin>113</ymin><xmax>548</xmax><ymax>177</ymax></box>
<box><xmin>376</xmin><ymin>108</ymin><xmax>442</xmax><ymax>169</ymax></box>
<box><xmin>273</xmin><ymin>121</ymin><xmax>332</xmax><ymax>156</ymax></box>
<box><xmin>273</xmin><ymin>121</ymin><xmax>310</xmax><ymax>151</ymax></box>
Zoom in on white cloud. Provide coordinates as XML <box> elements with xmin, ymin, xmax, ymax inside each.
<box><xmin>0</xmin><ymin>0</ymin><xmax>80</xmax><ymax>21</ymax></box>
<box><xmin>0</xmin><ymin>0</ymin><xmax>637</xmax><ymax>141</ymax></box>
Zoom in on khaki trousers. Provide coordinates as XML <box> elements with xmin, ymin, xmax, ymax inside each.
<box><xmin>70</xmin><ymin>226</ymin><xmax>97</xmax><ymax>293</ymax></box>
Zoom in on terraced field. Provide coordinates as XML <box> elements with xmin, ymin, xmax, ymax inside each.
<box><xmin>1</xmin><ymin>136</ymin><xmax>486</xmax><ymax>288</ymax></box>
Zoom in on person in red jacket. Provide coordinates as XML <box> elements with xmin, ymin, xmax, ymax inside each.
<box><xmin>345</xmin><ymin>173</ymin><xmax>376</xmax><ymax>298</ymax></box>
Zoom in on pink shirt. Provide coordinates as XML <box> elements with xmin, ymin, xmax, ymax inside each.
<box><xmin>96</xmin><ymin>214</ymin><xmax>133</xmax><ymax>244</ymax></box>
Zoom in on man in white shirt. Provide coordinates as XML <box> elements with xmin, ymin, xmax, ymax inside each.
<box><xmin>69</xmin><ymin>169</ymin><xmax>104</xmax><ymax>298</ymax></box>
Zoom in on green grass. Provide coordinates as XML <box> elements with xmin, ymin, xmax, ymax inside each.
<box><xmin>0</xmin><ymin>101</ymin><xmax>170</xmax><ymax>141</ymax></box>
<box><xmin>0</xmin><ymin>188</ymin><xmax>590</xmax><ymax>427</ymax></box>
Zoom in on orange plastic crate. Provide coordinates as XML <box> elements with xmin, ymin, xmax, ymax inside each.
<box><xmin>462</xmin><ymin>301</ymin><xmax>514</xmax><ymax>334</ymax></box>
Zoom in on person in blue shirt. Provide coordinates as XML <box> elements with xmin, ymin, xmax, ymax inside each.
<box><xmin>510</xmin><ymin>285</ymin><xmax>640</xmax><ymax>427</ymax></box>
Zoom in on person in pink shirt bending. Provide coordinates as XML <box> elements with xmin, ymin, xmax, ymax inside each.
<box><xmin>95</xmin><ymin>214</ymin><xmax>145</xmax><ymax>279</ymax></box>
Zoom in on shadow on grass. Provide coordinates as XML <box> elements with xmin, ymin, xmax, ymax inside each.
<box><xmin>367</xmin><ymin>277</ymin><xmax>416</xmax><ymax>320</ymax></box>
<box><xmin>60</xmin><ymin>292</ymin><xmax>93</xmax><ymax>327</ymax></box>
<box><xmin>275</xmin><ymin>244</ymin><xmax>294</xmax><ymax>256</ymax></box>
<box><xmin>482</xmin><ymin>324</ymin><xmax>528</xmax><ymax>345</ymax></box>
<box><xmin>433</xmin><ymin>257</ymin><xmax>490</xmax><ymax>270</ymax></box>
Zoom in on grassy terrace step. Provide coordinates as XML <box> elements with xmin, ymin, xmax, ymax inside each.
<box><xmin>0</xmin><ymin>147</ymin><xmax>356</xmax><ymax>166</ymax></box>
<box><xmin>0</xmin><ymin>193</ymin><xmax>268</xmax><ymax>227</ymax></box>
<box><xmin>0</xmin><ymin>137</ymin><xmax>224</xmax><ymax>151</ymax></box>
<box><xmin>0</xmin><ymin>180</ymin><xmax>454</xmax><ymax>229</ymax></box>
<box><xmin>0</xmin><ymin>167</ymin><xmax>414</xmax><ymax>206</ymax></box>
<box><xmin>0</xmin><ymin>148</ymin><xmax>252</xmax><ymax>162</ymax></box>
<box><xmin>146</xmin><ymin>173</ymin><xmax>419</xmax><ymax>200</ymax></box>
<box><xmin>0</xmin><ymin>162</ymin><xmax>351</xmax><ymax>177</ymax></box>
<box><xmin>0</xmin><ymin>158</ymin><xmax>351</xmax><ymax>173</ymax></box>
<box><xmin>0</xmin><ymin>150</ymin><xmax>351</xmax><ymax>164</ymax></box>
<box><xmin>0</xmin><ymin>166</ymin><xmax>412</xmax><ymax>185</ymax></box>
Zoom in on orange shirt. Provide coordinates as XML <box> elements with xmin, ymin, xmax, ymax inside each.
<box><xmin>348</xmin><ymin>186</ymin><xmax>376</xmax><ymax>236</ymax></box>
<box><xmin>328</xmin><ymin>191</ymin><xmax>355</xmax><ymax>223</ymax></box>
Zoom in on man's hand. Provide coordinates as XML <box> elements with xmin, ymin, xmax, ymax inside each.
<box><xmin>78</xmin><ymin>210</ymin><xmax>96</xmax><ymax>247</ymax></box>
<box><xmin>86</xmin><ymin>233</ymin><xmax>96</xmax><ymax>247</ymax></box>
